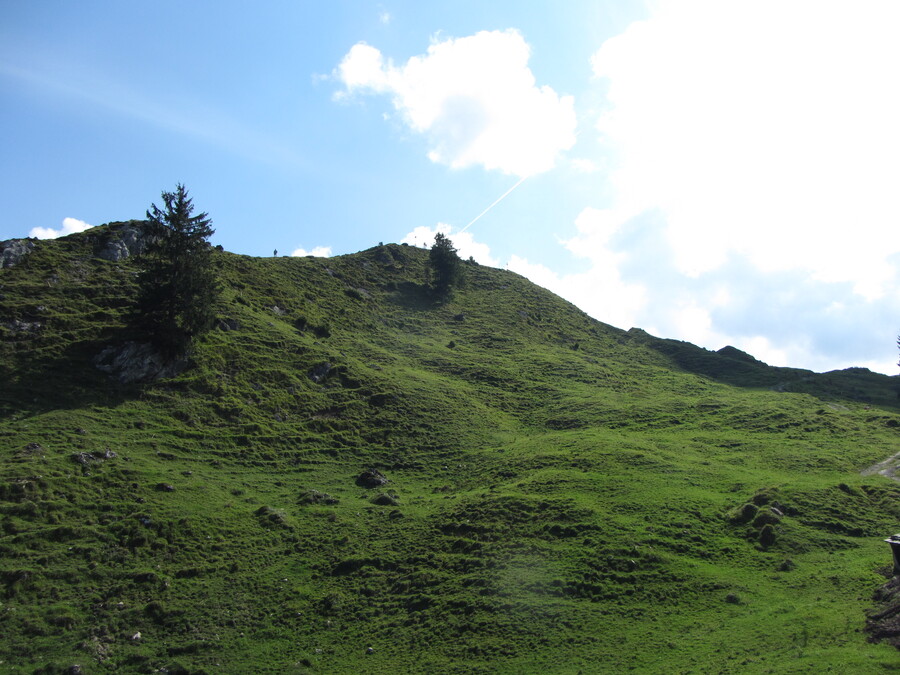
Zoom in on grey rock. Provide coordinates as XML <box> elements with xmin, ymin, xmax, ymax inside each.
<box><xmin>72</xmin><ymin>449</ymin><xmax>117</xmax><ymax>465</ymax></box>
<box><xmin>72</xmin><ymin>452</ymin><xmax>94</xmax><ymax>466</ymax></box>
<box><xmin>95</xmin><ymin>222</ymin><xmax>154</xmax><ymax>261</ymax></box>
<box><xmin>93</xmin><ymin>341</ymin><xmax>188</xmax><ymax>384</ymax></box>
<box><xmin>98</xmin><ymin>239</ymin><xmax>130</xmax><ymax>262</ymax></box>
<box><xmin>1</xmin><ymin>319</ymin><xmax>43</xmax><ymax>334</ymax></box>
<box><xmin>356</xmin><ymin>469</ymin><xmax>389</xmax><ymax>488</ymax></box>
<box><xmin>0</xmin><ymin>238</ymin><xmax>36</xmax><ymax>269</ymax></box>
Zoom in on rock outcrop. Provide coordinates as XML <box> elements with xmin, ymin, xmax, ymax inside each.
<box><xmin>93</xmin><ymin>341</ymin><xmax>188</xmax><ymax>384</ymax></box>
<box><xmin>94</xmin><ymin>221</ymin><xmax>153</xmax><ymax>262</ymax></box>
<box><xmin>0</xmin><ymin>238</ymin><xmax>36</xmax><ymax>269</ymax></box>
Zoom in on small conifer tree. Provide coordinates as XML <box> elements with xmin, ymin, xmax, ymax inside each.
<box><xmin>137</xmin><ymin>184</ymin><xmax>219</xmax><ymax>353</ymax></box>
<box><xmin>428</xmin><ymin>232</ymin><xmax>462</xmax><ymax>300</ymax></box>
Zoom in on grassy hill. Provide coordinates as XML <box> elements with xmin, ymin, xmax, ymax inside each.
<box><xmin>1</xmin><ymin>225</ymin><xmax>899</xmax><ymax>673</ymax></box>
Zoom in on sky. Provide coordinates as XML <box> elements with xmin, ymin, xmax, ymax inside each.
<box><xmin>2</xmin><ymin>0</ymin><xmax>899</xmax><ymax>375</ymax></box>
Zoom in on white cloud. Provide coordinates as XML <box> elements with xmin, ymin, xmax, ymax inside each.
<box><xmin>378</xmin><ymin>10</ymin><xmax>391</xmax><ymax>25</ymax></box>
<box><xmin>335</xmin><ymin>30</ymin><xmax>577</xmax><ymax>177</ymax></box>
<box><xmin>546</xmin><ymin>0</ymin><xmax>900</xmax><ymax>374</ymax></box>
<box><xmin>291</xmin><ymin>246</ymin><xmax>332</xmax><ymax>257</ymax></box>
<box><xmin>401</xmin><ymin>223</ymin><xmax>500</xmax><ymax>267</ymax></box>
<box><xmin>590</xmin><ymin>0</ymin><xmax>900</xmax><ymax>294</ymax></box>
<box><xmin>547</xmin><ymin>206</ymin><xmax>900</xmax><ymax>374</ymax></box>
<box><xmin>570</xmin><ymin>158</ymin><xmax>599</xmax><ymax>173</ymax></box>
<box><xmin>30</xmin><ymin>217</ymin><xmax>92</xmax><ymax>239</ymax></box>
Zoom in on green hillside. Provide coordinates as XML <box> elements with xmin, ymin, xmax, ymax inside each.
<box><xmin>1</xmin><ymin>224</ymin><xmax>899</xmax><ymax>674</ymax></box>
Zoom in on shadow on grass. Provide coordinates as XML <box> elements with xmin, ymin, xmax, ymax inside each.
<box><xmin>389</xmin><ymin>281</ymin><xmax>437</xmax><ymax>312</ymax></box>
<box><xmin>0</xmin><ymin>335</ymin><xmax>137</xmax><ymax>421</ymax></box>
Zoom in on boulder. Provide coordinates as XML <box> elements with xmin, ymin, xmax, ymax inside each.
<box><xmin>356</xmin><ymin>469</ymin><xmax>389</xmax><ymax>488</ymax></box>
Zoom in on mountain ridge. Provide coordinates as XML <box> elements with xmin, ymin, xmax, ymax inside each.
<box><xmin>1</xmin><ymin>222</ymin><xmax>899</xmax><ymax>673</ymax></box>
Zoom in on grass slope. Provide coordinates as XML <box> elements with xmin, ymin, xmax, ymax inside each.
<box><xmin>1</xmin><ymin>227</ymin><xmax>899</xmax><ymax>674</ymax></box>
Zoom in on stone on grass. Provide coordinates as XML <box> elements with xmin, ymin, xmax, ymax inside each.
<box><xmin>356</xmin><ymin>469</ymin><xmax>388</xmax><ymax>488</ymax></box>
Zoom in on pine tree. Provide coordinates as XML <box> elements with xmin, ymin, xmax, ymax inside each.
<box><xmin>137</xmin><ymin>184</ymin><xmax>219</xmax><ymax>353</ymax></box>
<box><xmin>428</xmin><ymin>232</ymin><xmax>462</xmax><ymax>300</ymax></box>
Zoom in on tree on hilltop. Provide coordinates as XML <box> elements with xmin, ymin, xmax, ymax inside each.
<box><xmin>137</xmin><ymin>184</ymin><xmax>219</xmax><ymax>354</ymax></box>
<box><xmin>428</xmin><ymin>232</ymin><xmax>462</xmax><ymax>300</ymax></box>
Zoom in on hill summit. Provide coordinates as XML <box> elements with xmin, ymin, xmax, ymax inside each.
<box><xmin>1</xmin><ymin>223</ymin><xmax>899</xmax><ymax>673</ymax></box>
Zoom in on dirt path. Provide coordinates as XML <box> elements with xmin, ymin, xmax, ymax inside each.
<box><xmin>861</xmin><ymin>451</ymin><xmax>900</xmax><ymax>482</ymax></box>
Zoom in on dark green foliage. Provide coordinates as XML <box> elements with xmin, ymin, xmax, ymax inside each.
<box><xmin>137</xmin><ymin>184</ymin><xmax>219</xmax><ymax>354</ymax></box>
<box><xmin>427</xmin><ymin>232</ymin><xmax>462</xmax><ymax>300</ymax></box>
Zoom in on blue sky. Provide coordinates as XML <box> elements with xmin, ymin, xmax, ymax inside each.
<box><xmin>2</xmin><ymin>1</ymin><xmax>899</xmax><ymax>375</ymax></box>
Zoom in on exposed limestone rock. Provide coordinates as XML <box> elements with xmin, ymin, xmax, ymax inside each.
<box><xmin>93</xmin><ymin>341</ymin><xmax>188</xmax><ymax>384</ymax></box>
<box><xmin>0</xmin><ymin>238</ymin><xmax>36</xmax><ymax>269</ymax></box>
<box><xmin>95</xmin><ymin>221</ymin><xmax>154</xmax><ymax>262</ymax></box>
<box><xmin>1</xmin><ymin>319</ymin><xmax>43</xmax><ymax>335</ymax></box>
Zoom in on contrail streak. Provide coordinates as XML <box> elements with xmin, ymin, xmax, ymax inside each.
<box><xmin>458</xmin><ymin>174</ymin><xmax>529</xmax><ymax>234</ymax></box>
